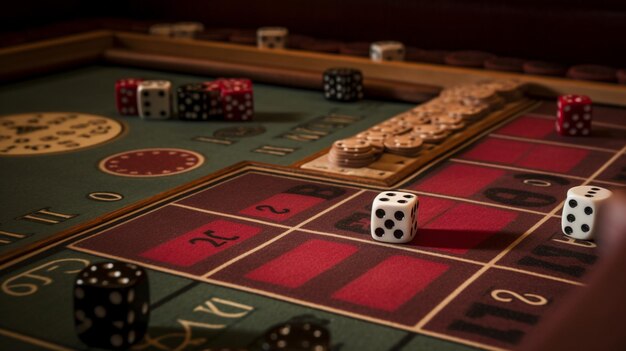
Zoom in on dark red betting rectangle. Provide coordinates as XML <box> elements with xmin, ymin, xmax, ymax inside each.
<box><xmin>239</xmin><ymin>193</ymin><xmax>325</xmax><ymax>222</ymax></box>
<box><xmin>140</xmin><ymin>219</ymin><xmax>262</xmax><ymax>267</ymax></box>
<box><xmin>245</xmin><ymin>239</ymin><xmax>358</xmax><ymax>288</ymax></box>
<box><xmin>332</xmin><ymin>255</ymin><xmax>449</xmax><ymax>312</ymax></box>
<box><xmin>411</xmin><ymin>163</ymin><xmax>505</xmax><ymax>197</ymax></box>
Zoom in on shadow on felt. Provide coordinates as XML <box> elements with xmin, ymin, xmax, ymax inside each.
<box><xmin>407</xmin><ymin>228</ymin><xmax>518</xmax><ymax>252</ymax></box>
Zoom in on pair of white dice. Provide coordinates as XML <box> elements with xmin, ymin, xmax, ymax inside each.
<box><xmin>561</xmin><ymin>185</ymin><xmax>613</xmax><ymax>240</ymax></box>
<box><xmin>137</xmin><ymin>80</ymin><xmax>172</xmax><ymax>120</ymax></box>
<box><xmin>371</xmin><ymin>191</ymin><xmax>418</xmax><ymax>244</ymax></box>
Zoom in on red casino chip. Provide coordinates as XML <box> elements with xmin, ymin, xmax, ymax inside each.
<box><xmin>99</xmin><ymin>148</ymin><xmax>204</xmax><ymax>177</ymax></box>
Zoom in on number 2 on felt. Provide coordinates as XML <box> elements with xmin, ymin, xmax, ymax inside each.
<box><xmin>239</xmin><ymin>193</ymin><xmax>324</xmax><ymax>222</ymax></box>
<box><xmin>189</xmin><ymin>230</ymin><xmax>240</xmax><ymax>246</ymax></box>
<box><xmin>140</xmin><ymin>220</ymin><xmax>261</xmax><ymax>267</ymax></box>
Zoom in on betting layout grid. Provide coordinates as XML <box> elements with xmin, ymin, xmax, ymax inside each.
<box><xmin>0</xmin><ymin>101</ymin><xmax>624</xmax><ymax>351</ymax></box>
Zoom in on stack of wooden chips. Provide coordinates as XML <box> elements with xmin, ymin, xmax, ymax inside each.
<box><xmin>383</xmin><ymin>134</ymin><xmax>424</xmax><ymax>156</ymax></box>
<box><xmin>410</xmin><ymin>124</ymin><xmax>450</xmax><ymax>143</ymax></box>
<box><xmin>328</xmin><ymin>138</ymin><xmax>379</xmax><ymax>168</ymax></box>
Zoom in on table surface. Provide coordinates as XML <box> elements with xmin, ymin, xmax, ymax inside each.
<box><xmin>0</xmin><ymin>63</ymin><xmax>625</xmax><ymax>351</ymax></box>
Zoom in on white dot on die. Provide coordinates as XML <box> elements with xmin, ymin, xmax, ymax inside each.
<box><xmin>563</xmin><ymin>122</ymin><xmax>570</xmax><ymax>128</ymax></box>
<box><xmin>75</xmin><ymin>310</ymin><xmax>85</xmax><ymax>320</ymax></box>
<box><xmin>582</xmin><ymin>129</ymin><xmax>590</xmax><ymax>135</ymax></box>
<box><xmin>128</xmin><ymin>289</ymin><xmax>135</xmax><ymax>303</ymax></box>
<box><xmin>110</xmin><ymin>292</ymin><xmax>122</xmax><ymax>305</ymax></box>
<box><xmin>104</xmin><ymin>263</ymin><xmax>114</xmax><ymax>269</ymax></box>
<box><xmin>584</xmin><ymin>105</ymin><xmax>591</xmax><ymax>111</ymax></box>
<box><xmin>127</xmin><ymin>310</ymin><xmax>135</xmax><ymax>324</ymax></box>
<box><xmin>569</xmin><ymin>128</ymin><xmax>577</xmax><ymax>135</ymax></box>
<box><xmin>128</xmin><ymin>330</ymin><xmax>136</xmax><ymax>344</ymax></box>
<box><xmin>111</xmin><ymin>334</ymin><xmax>123</xmax><ymax>347</ymax></box>
<box><xmin>583</xmin><ymin>113</ymin><xmax>591</xmax><ymax>120</ymax></box>
<box><xmin>75</xmin><ymin>288</ymin><xmax>84</xmax><ymax>299</ymax></box>
<box><xmin>142</xmin><ymin>303</ymin><xmax>149</xmax><ymax>315</ymax></box>
<box><xmin>564</xmin><ymin>106</ymin><xmax>571</xmax><ymax>112</ymax></box>
<box><xmin>572</xmin><ymin>114</ymin><xmax>579</xmax><ymax>121</ymax></box>
<box><xmin>576</xmin><ymin>122</ymin><xmax>584</xmax><ymax>128</ymax></box>
<box><xmin>94</xmin><ymin>306</ymin><xmax>106</xmax><ymax>318</ymax></box>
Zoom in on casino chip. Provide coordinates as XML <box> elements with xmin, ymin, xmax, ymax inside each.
<box><xmin>99</xmin><ymin>148</ymin><xmax>204</xmax><ymax>177</ymax></box>
<box><xmin>328</xmin><ymin>138</ymin><xmax>377</xmax><ymax>168</ymax></box>
<box><xmin>444</xmin><ymin>51</ymin><xmax>495</xmax><ymax>68</ymax></box>
<box><xmin>339</xmin><ymin>42</ymin><xmax>371</xmax><ymax>57</ymax></box>
<box><xmin>406</xmin><ymin>49</ymin><xmax>450</xmax><ymax>64</ymax></box>
<box><xmin>522</xmin><ymin>61</ymin><xmax>568</xmax><ymax>76</ymax></box>
<box><xmin>384</xmin><ymin>135</ymin><xmax>424</xmax><ymax>156</ymax></box>
<box><xmin>484</xmin><ymin>57</ymin><xmax>525</xmax><ymax>72</ymax></box>
<box><xmin>567</xmin><ymin>64</ymin><xmax>618</xmax><ymax>83</ymax></box>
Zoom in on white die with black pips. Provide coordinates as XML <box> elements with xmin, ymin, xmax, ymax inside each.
<box><xmin>73</xmin><ymin>261</ymin><xmax>150</xmax><ymax>349</ymax></box>
<box><xmin>137</xmin><ymin>80</ymin><xmax>172</xmax><ymax>120</ymax></box>
<box><xmin>561</xmin><ymin>185</ymin><xmax>613</xmax><ymax>240</ymax></box>
<box><xmin>370</xmin><ymin>41</ymin><xmax>405</xmax><ymax>62</ymax></box>
<box><xmin>257</xmin><ymin>27</ymin><xmax>288</xmax><ymax>49</ymax></box>
<box><xmin>371</xmin><ymin>191</ymin><xmax>419</xmax><ymax>244</ymax></box>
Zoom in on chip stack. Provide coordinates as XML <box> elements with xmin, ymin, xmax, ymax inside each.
<box><xmin>383</xmin><ymin>134</ymin><xmax>424</xmax><ymax>156</ymax></box>
<box><xmin>328</xmin><ymin>138</ymin><xmax>378</xmax><ymax>168</ymax></box>
<box><xmin>323</xmin><ymin>68</ymin><xmax>364</xmax><ymax>102</ymax></box>
<box><xmin>410</xmin><ymin>124</ymin><xmax>450</xmax><ymax>143</ymax></box>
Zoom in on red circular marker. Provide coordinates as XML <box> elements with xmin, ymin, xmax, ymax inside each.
<box><xmin>99</xmin><ymin>148</ymin><xmax>204</xmax><ymax>177</ymax></box>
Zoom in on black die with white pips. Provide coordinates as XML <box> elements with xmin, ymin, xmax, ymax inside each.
<box><xmin>322</xmin><ymin>68</ymin><xmax>364</xmax><ymax>102</ymax></box>
<box><xmin>73</xmin><ymin>261</ymin><xmax>150</xmax><ymax>349</ymax></box>
<box><xmin>177</xmin><ymin>83</ymin><xmax>221</xmax><ymax>121</ymax></box>
<box><xmin>260</xmin><ymin>321</ymin><xmax>330</xmax><ymax>351</ymax></box>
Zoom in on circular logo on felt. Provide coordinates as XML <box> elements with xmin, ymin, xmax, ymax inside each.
<box><xmin>99</xmin><ymin>148</ymin><xmax>204</xmax><ymax>177</ymax></box>
<box><xmin>0</xmin><ymin>112</ymin><xmax>124</xmax><ymax>156</ymax></box>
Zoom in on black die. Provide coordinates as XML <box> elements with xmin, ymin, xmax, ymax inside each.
<box><xmin>260</xmin><ymin>321</ymin><xmax>330</xmax><ymax>351</ymax></box>
<box><xmin>177</xmin><ymin>83</ymin><xmax>221</xmax><ymax>121</ymax></box>
<box><xmin>74</xmin><ymin>261</ymin><xmax>150</xmax><ymax>349</ymax></box>
<box><xmin>322</xmin><ymin>68</ymin><xmax>364</xmax><ymax>102</ymax></box>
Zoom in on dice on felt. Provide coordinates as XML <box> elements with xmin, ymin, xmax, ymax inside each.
<box><xmin>259</xmin><ymin>321</ymin><xmax>330</xmax><ymax>351</ymax></box>
<box><xmin>115</xmin><ymin>78</ymin><xmax>143</xmax><ymax>116</ymax></box>
<box><xmin>561</xmin><ymin>185</ymin><xmax>613</xmax><ymax>240</ymax></box>
<box><xmin>257</xmin><ymin>27</ymin><xmax>288</xmax><ymax>49</ymax></box>
<box><xmin>74</xmin><ymin>261</ymin><xmax>150</xmax><ymax>349</ymax></box>
<box><xmin>177</xmin><ymin>83</ymin><xmax>221</xmax><ymax>121</ymax></box>
<box><xmin>370</xmin><ymin>41</ymin><xmax>405</xmax><ymax>62</ymax></box>
<box><xmin>371</xmin><ymin>191</ymin><xmax>419</xmax><ymax>243</ymax></box>
<box><xmin>138</xmin><ymin>80</ymin><xmax>172</xmax><ymax>120</ymax></box>
<box><xmin>322</xmin><ymin>68</ymin><xmax>364</xmax><ymax>102</ymax></box>
<box><xmin>556</xmin><ymin>94</ymin><xmax>592</xmax><ymax>136</ymax></box>
<box><xmin>215</xmin><ymin>78</ymin><xmax>254</xmax><ymax>121</ymax></box>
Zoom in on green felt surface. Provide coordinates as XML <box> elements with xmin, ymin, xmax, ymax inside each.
<box><xmin>0</xmin><ymin>64</ymin><xmax>412</xmax><ymax>257</ymax></box>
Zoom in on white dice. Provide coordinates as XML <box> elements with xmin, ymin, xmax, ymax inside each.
<box><xmin>561</xmin><ymin>185</ymin><xmax>612</xmax><ymax>240</ymax></box>
<box><xmin>257</xmin><ymin>27</ymin><xmax>288</xmax><ymax>49</ymax></box>
<box><xmin>370</xmin><ymin>41</ymin><xmax>405</xmax><ymax>62</ymax></box>
<box><xmin>137</xmin><ymin>80</ymin><xmax>172</xmax><ymax>120</ymax></box>
<box><xmin>371</xmin><ymin>191</ymin><xmax>418</xmax><ymax>244</ymax></box>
